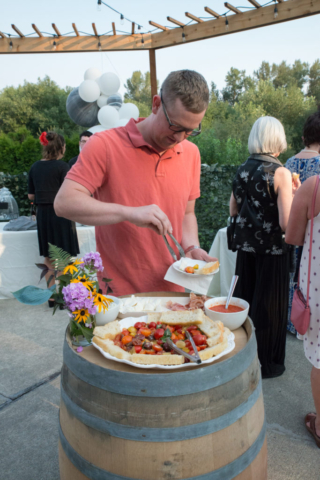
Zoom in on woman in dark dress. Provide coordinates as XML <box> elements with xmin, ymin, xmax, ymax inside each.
<box><xmin>229</xmin><ymin>116</ymin><xmax>300</xmax><ymax>378</ymax></box>
<box><xmin>28</xmin><ymin>132</ymin><xmax>79</xmax><ymax>305</ymax></box>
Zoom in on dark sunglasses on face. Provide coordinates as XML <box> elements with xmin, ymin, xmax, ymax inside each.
<box><xmin>160</xmin><ymin>90</ymin><xmax>201</xmax><ymax>137</ymax></box>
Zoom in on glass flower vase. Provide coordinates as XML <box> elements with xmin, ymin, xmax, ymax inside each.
<box><xmin>69</xmin><ymin>315</ymin><xmax>95</xmax><ymax>347</ymax></box>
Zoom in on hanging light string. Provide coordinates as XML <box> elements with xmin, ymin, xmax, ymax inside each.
<box><xmin>2</xmin><ymin>0</ymin><xmax>281</xmax><ymax>40</ymax></box>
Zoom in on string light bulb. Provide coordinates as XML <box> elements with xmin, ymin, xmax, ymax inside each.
<box><xmin>225</xmin><ymin>17</ymin><xmax>229</xmax><ymax>30</ymax></box>
<box><xmin>138</xmin><ymin>25</ymin><xmax>141</xmax><ymax>30</ymax></box>
<box><xmin>9</xmin><ymin>40</ymin><xmax>13</xmax><ymax>50</ymax></box>
<box><xmin>120</xmin><ymin>14</ymin><xmax>124</xmax><ymax>25</ymax></box>
<box><xmin>141</xmin><ymin>35</ymin><xmax>144</xmax><ymax>46</ymax></box>
<box><xmin>182</xmin><ymin>31</ymin><xmax>186</xmax><ymax>43</ymax></box>
<box><xmin>274</xmin><ymin>5</ymin><xmax>278</xmax><ymax>18</ymax></box>
<box><xmin>97</xmin><ymin>0</ymin><xmax>101</xmax><ymax>11</ymax></box>
<box><xmin>53</xmin><ymin>40</ymin><xmax>57</xmax><ymax>50</ymax></box>
<box><xmin>98</xmin><ymin>41</ymin><xmax>102</xmax><ymax>51</ymax></box>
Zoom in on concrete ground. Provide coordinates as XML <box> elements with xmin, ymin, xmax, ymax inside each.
<box><xmin>0</xmin><ymin>298</ymin><xmax>319</xmax><ymax>480</ymax></box>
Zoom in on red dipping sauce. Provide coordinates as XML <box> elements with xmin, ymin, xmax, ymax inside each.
<box><xmin>209</xmin><ymin>304</ymin><xmax>244</xmax><ymax>313</ymax></box>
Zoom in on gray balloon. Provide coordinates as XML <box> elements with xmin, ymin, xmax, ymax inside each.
<box><xmin>66</xmin><ymin>87</ymin><xmax>99</xmax><ymax>127</ymax></box>
<box><xmin>106</xmin><ymin>94</ymin><xmax>123</xmax><ymax>111</ymax></box>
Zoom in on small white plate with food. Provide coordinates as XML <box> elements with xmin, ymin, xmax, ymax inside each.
<box><xmin>92</xmin><ymin>310</ymin><xmax>235</xmax><ymax>370</ymax></box>
<box><xmin>173</xmin><ymin>258</ymin><xmax>219</xmax><ymax>276</ymax></box>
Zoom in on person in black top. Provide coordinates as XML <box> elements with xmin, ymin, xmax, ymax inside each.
<box><xmin>68</xmin><ymin>130</ymin><xmax>93</xmax><ymax>168</ymax></box>
<box><xmin>229</xmin><ymin>116</ymin><xmax>300</xmax><ymax>378</ymax></box>
<box><xmin>28</xmin><ymin>132</ymin><xmax>80</xmax><ymax>306</ymax></box>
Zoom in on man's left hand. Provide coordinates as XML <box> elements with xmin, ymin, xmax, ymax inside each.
<box><xmin>185</xmin><ymin>248</ymin><xmax>218</xmax><ymax>263</ymax></box>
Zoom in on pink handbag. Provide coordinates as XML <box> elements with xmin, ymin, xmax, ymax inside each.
<box><xmin>290</xmin><ymin>175</ymin><xmax>320</xmax><ymax>335</ymax></box>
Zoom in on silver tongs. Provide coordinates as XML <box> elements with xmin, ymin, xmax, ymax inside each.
<box><xmin>167</xmin><ymin>330</ymin><xmax>202</xmax><ymax>364</ymax></box>
<box><xmin>163</xmin><ymin>233</ymin><xmax>185</xmax><ymax>261</ymax></box>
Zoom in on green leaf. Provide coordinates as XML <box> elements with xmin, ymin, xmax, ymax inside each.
<box><xmin>78</xmin><ymin>323</ymin><xmax>93</xmax><ymax>342</ymax></box>
<box><xmin>161</xmin><ymin>328</ymin><xmax>172</xmax><ymax>342</ymax></box>
<box><xmin>12</xmin><ymin>284</ymin><xmax>56</xmax><ymax>305</ymax></box>
<box><xmin>48</xmin><ymin>243</ymin><xmax>72</xmax><ymax>271</ymax></box>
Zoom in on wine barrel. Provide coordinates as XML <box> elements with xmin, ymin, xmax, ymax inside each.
<box><xmin>59</xmin><ymin>292</ymin><xmax>267</xmax><ymax>480</ymax></box>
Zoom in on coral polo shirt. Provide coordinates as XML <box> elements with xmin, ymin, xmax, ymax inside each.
<box><xmin>66</xmin><ymin>118</ymin><xmax>201</xmax><ymax>296</ymax></box>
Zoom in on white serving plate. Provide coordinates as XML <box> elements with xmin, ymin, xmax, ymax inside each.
<box><xmin>92</xmin><ymin>315</ymin><xmax>235</xmax><ymax>370</ymax></box>
<box><xmin>172</xmin><ymin>259</ymin><xmax>219</xmax><ymax>277</ymax></box>
<box><xmin>118</xmin><ymin>296</ymin><xmax>190</xmax><ymax>319</ymax></box>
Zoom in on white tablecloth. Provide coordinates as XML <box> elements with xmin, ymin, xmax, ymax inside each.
<box><xmin>0</xmin><ymin>223</ymin><xmax>96</xmax><ymax>299</ymax></box>
<box><xmin>207</xmin><ymin>227</ymin><xmax>237</xmax><ymax>297</ymax></box>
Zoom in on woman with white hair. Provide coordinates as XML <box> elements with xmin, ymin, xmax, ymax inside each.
<box><xmin>229</xmin><ymin>116</ymin><xmax>300</xmax><ymax>378</ymax></box>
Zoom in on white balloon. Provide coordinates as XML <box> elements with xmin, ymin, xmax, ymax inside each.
<box><xmin>119</xmin><ymin>103</ymin><xmax>139</xmax><ymax>120</ymax></box>
<box><xmin>97</xmin><ymin>95</ymin><xmax>109</xmax><ymax>108</ymax></box>
<box><xmin>115</xmin><ymin>118</ymin><xmax>130</xmax><ymax>127</ymax></box>
<box><xmin>88</xmin><ymin>125</ymin><xmax>106</xmax><ymax>134</ymax></box>
<box><xmin>98</xmin><ymin>105</ymin><xmax>119</xmax><ymax>128</ymax></box>
<box><xmin>84</xmin><ymin>68</ymin><xmax>102</xmax><ymax>81</ymax></box>
<box><xmin>99</xmin><ymin>72</ymin><xmax>120</xmax><ymax>96</ymax></box>
<box><xmin>79</xmin><ymin>80</ymin><xmax>100</xmax><ymax>103</ymax></box>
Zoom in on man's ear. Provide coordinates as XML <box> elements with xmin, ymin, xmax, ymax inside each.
<box><xmin>152</xmin><ymin>94</ymin><xmax>161</xmax><ymax>114</ymax></box>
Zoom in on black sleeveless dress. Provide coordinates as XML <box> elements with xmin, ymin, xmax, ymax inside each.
<box><xmin>231</xmin><ymin>154</ymin><xmax>291</xmax><ymax>378</ymax></box>
<box><xmin>28</xmin><ymin>160</ymin><xmax>79</xmax><ymax>257</ymax></box>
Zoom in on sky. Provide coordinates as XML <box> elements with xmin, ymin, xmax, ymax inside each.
<box><xmin>1</xmin><ymin>0</ymin><xmax>320</xmax><ymax>97</ymax></box>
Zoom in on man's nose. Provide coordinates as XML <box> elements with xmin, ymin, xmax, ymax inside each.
<box><xmin>172</xmin><ymin>131</ymin><xmax>188</xmax><ymax>142</ymax></box>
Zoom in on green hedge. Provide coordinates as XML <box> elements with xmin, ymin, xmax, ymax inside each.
<box><xmin>0</xmin><ymin>165</ymin><xmax>238</xmax><ymax>250</ymax></box>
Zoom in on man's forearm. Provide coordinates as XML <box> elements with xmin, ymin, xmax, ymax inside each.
<box><xmin>54</xmin><ymin>186</ymin><xmax>128</xmax><ymax>226</ymax></box>
<box><xmin>181</xmin><ymin>212</ymin><xmax>200</xmax><ymax>250</ymax></box>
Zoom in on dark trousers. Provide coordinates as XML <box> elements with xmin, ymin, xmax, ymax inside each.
<box><xmin>234</xmin><ymin>250</ymin><xmax>290</xmax><ymax>378</ymax></box>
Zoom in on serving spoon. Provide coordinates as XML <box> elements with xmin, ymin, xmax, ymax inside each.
<box><xmin>225</xmin><ymin>275</ymin><xmax>239</xmax><ymax>310</ymax></box>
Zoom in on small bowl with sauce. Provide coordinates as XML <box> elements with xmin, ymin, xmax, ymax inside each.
<box><xmin>204</xmin><ymin>296</ymin><xmax>249</xmax><ymax>330</ymax></box>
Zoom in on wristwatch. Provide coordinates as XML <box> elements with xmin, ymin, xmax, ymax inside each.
<box><xmin>184</xmin><ymin>245</ymin><xmax>202</xmax><ymax>254</ymax></box>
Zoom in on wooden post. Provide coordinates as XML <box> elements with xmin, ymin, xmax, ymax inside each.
<box><xmin>149</xmin><ymin>48</ymin><xmax>157</xmax><ymax>101</ymax></box>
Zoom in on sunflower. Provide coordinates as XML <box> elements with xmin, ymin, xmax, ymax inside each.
<box><xmin>63</xmin><ymin>263</ymin><xmax>79</xmax><ymax>275</ymax></box>
<box><xmin>92</xmin><ymin>290</ymin><xmax>113</xmax><ymax>313</ymax></box>
<box><xmin>70</xmin><ymin>276</ymin><xmax>94</xmax><ymax>291</ymax></box>
<box><xmin>73</xmin><ymin>308</ymin><xmax>90</xmax><ymax>324</ymax></box>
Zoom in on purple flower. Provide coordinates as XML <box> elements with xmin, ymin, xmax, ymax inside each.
<box><xmin>85</xmin><ymin>323</ymin><xmax>93</xmax><ymax>328</ymax></box>
<box><xmin>82</xmin><ymin>252</ymin><xmax>104</xmax><ymax>272</ymax></box>
<box><xmin>77</xmin><ymin>346</ymin><xmax>83</xmax><ymax>353</ymax></box>
<box><xmin>62</xmin><ymin>282</ymin><xmax>93</xmax><ymax>312</ymax></box>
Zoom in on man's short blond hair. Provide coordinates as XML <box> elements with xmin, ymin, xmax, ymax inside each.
<box><xmin>248</xmin><ymin>116</ymin><xmax>287</xmax><ymax>154</ymax></box>
<box><xmin>161</xmin><ymin>70</ymin><xmax>209</xmax><ymax>114</ymax></box>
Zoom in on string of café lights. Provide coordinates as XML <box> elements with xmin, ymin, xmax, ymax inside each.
<box><xmin>3</xmin><ymin>0</ymin><xmax>282</xmax><ymax>50</ymax></box>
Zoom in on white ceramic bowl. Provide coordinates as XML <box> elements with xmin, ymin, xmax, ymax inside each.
<box><xmin>95</xmin><ymin>295</ymin><xmax>120</xmax><ymax>326</ymax></box>
<box><xmin>204</xmin><ymin>296</ymin><xmax>249</xmax><ymax>331</ymax></box>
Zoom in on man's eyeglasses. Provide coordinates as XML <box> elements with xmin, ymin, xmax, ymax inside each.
<box><xmin>160</xmin><ymin>90</ymin><xmax>201</xmax><ymax>137</ymax></box>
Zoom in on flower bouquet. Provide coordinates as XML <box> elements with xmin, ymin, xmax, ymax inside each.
<box><xmin>13</xmin><ymin>244</ymin><xmax>113</xmax><ymax>347</ymax></box>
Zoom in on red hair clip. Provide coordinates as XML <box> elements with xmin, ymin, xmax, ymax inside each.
<box><xmin>39</xmin><ymin>132</ymin><xmax>48</xmax><ymax>146</ymax></box>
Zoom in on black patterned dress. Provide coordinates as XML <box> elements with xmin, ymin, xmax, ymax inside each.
<box><xmin>231</xmin><ymin>154</ymin><xmax>291</xmax><ymax>378</ymax></box>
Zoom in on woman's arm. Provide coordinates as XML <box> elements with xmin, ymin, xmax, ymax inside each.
<box><xmin>28</xmin><ymin>194</ymin><xmax>35</xmax><ymax>201</ymax></box>
<box><xmin>229</xmin><ymin>192</ymin><xmax>238</xmax><ymax>216</ymax></box>
<box><xmin>285</xmin><ymin>177</ymin><xmax>315</xmax><ymax>246</ymax></box>
<box><xmin>274</xmin><ymin>167</ymin><xmax>300</xmax><ymax>232</ymax></box>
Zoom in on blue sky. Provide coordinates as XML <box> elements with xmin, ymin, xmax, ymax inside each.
<box><xmin>1</xmin><ymin>0</ymin><xmax>320</xmax><ymax>96</ymax></box>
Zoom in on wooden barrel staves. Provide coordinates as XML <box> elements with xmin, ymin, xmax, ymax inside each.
<box><xmin>59</xmin><ymin>294</ymin><xmax>267</xmax><ymax>480</ymax></box>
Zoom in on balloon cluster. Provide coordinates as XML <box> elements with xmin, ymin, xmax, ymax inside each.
<box><xmin>66</xmin><ymin>68</ymin><xmax>140</xmax><ymax>133</ymax></box>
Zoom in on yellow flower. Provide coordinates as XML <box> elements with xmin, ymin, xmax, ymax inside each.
<box><xmin>63</xmin><ymin>264</ymin><xmax>78</xmax><ymax>275</ymax></box>
<box><xmin>71</xmin><ymin>276</ymin><xmax>94</xmax><ymax>290</ymax></box>
<box><xmin>73</xmin><ymin>308</ymin><xmax>90</xmax><ymax>324</ymax></box>
<box><xmin>73</xmin><ymin>258</ymin><xmax>84</xmax><ymax>266</ymax></box>
<box><xmin>93</xmin><ymin>290</ymin><xmax>113</xmax><ymax>313</ymax></box>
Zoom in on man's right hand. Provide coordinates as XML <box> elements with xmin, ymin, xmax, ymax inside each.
<box><xmin>126</xmin><ymin>204</ymin><xmax>173</xmax><ymax>236</ymax></box>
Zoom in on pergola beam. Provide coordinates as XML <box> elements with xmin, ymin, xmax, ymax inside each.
<box><xmin>185</xmin><ymin>12</ymin><xmax>203</xmax><ymax>23</ymax></box>
<box><xmin>112</xmin><ymin>22</ymin><xmax>116</xmax><ymax>35</ymax></box>
<box><xmin>224</xmin><ymin>3</ymin><xmax>243</xmax><ymax>14</ymax></box>
<box><xmin>149</xmin><ymin>21</ymin><xmax>168</xmax><ymax>31</ymax></box>
<box><xmin>52</xmin><ymin>24</ymin><xmax>61</xmax><ymax>37</ymax></box>
<box><xmin>72</xmin><ymin>23</ymin><xmax>79</xmax><ymax>36</ymax></box>
<box><xmin>11</xmin><ymin>24</ymin><xmax>24</xmax><ymax>37</ymax></box>
<box><xmin>131</xmin><ymin>22</ymin><xmax>135</xmax><ymax>35</ymax></box>
<box><xmin>247</xmin><ymin>0</ymin><xmax>261</xmax><ymax>7</ymax></box>
<box><xmin>32</xmin><ymin>24</ymin><xmax>43</xmax><ymax>37</ymax></box>
<box><xmin>1</xmin><ymin>0</ymin><xmax>320</xmax><ymax>54</ymax></box>
<box><xmin>204</xmin><ymin>7</ymin><xmax>221</xmax><ymax>18</ymax></box>
<box><xmin>167</xmin><ymin>17</ymin><xmax>185</xmax><ymax>27</ymax></box>
<box><xmin>92</xmin><ymin>23</ymin><xmax>98</xmax><ymax>36</ymax></box>
<box><xmin>0</xmin><ymin>32</ymin><xmax>7</xmax><ymax>38</ymax></box>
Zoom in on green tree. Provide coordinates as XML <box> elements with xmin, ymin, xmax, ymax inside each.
<box><xmin>308</xmin><ymin>59</ymin><xmax>320</xmax><ymax>104</ymax></box>
<box><xmin>0</xmin><ymin>77</ymin><xmax>79</xmax><ymax>137</ymax></box>
<box><xmin>222</xmin><ymin>68</ymin><xmax>255</xmax><ymax>105</ymax></box>
<box><xmin>124</xmin><ymin>71</ymin><xmax>157</xmax><ymax>107</ymax></box>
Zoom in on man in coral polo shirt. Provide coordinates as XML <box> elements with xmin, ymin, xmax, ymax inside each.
<box><xmin>55</xmin><ymin>70</ymin><xmax>216</xmax><ymax>296</ymax></box>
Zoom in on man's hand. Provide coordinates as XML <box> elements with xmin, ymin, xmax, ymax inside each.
<box><xmin>127</xmin><ymin>204</ymin><xmax>173</xmax><ymax>236</ymax></box>
<box><xmin>186</xmin><ymin>248</ymin><xmax>218</xmax><ymax>263</ymax></box>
